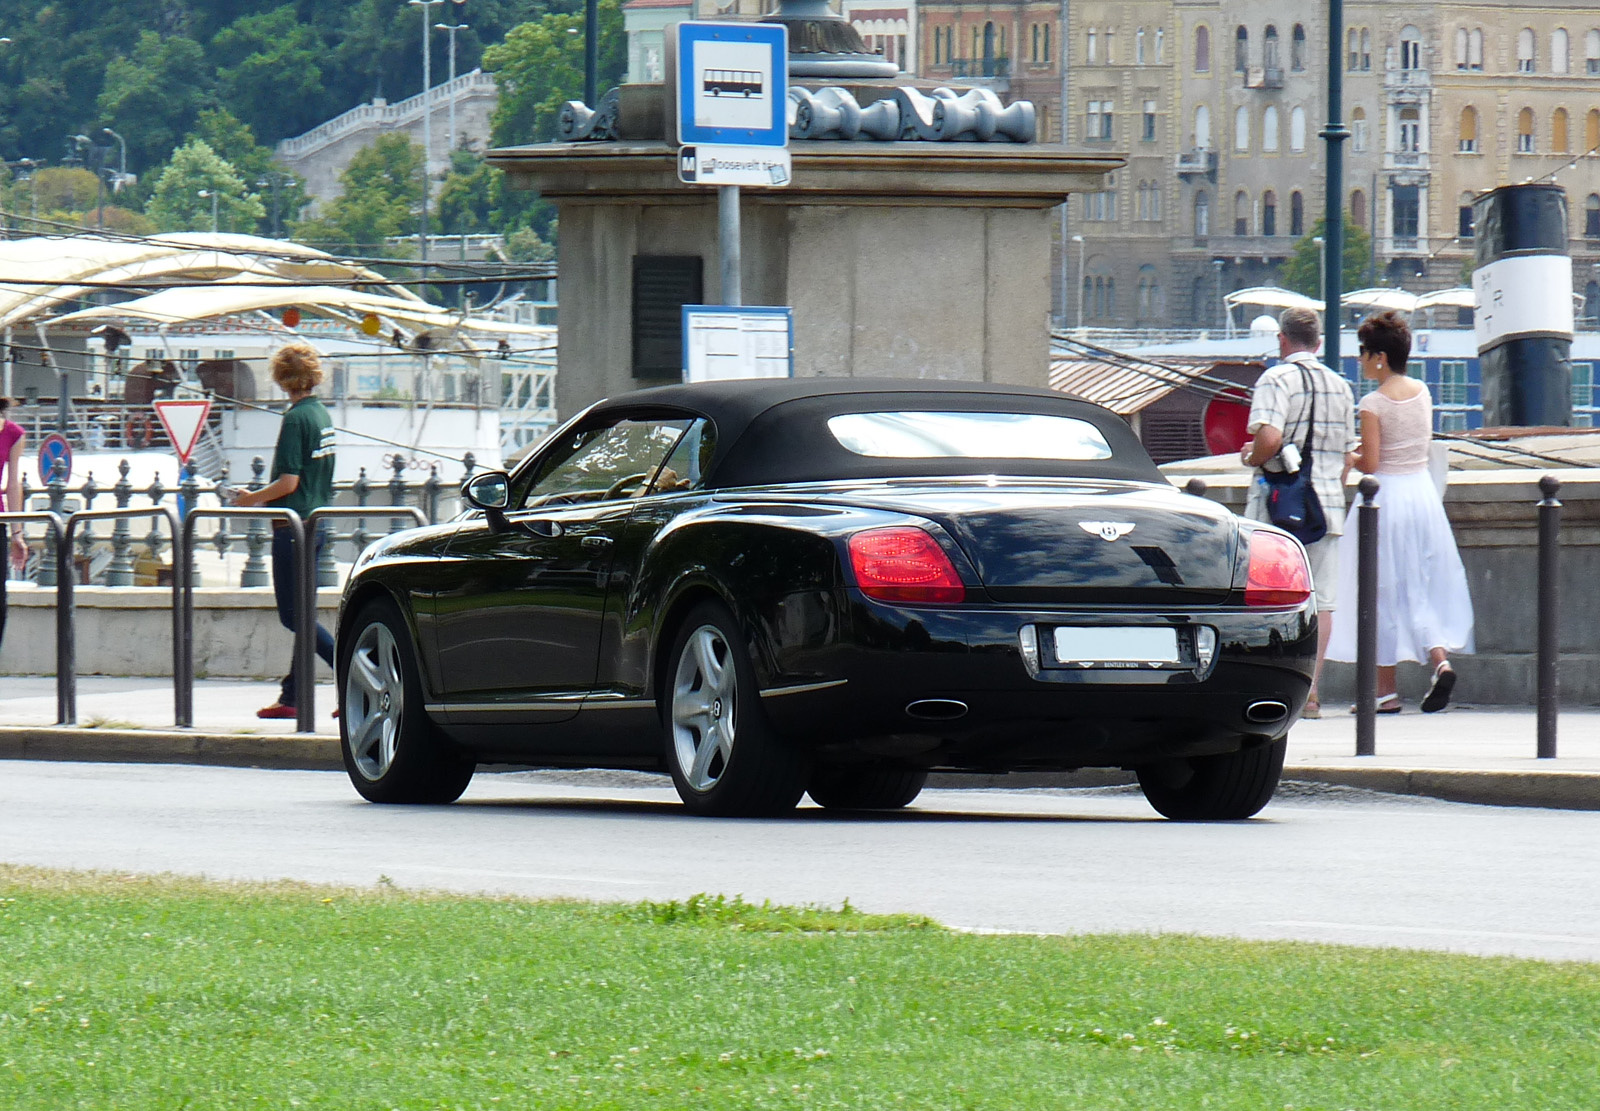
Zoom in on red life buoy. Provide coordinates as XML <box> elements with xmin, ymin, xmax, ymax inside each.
<box><xmin>123</xmin><ymin>412</ymin><xmax>153</xmax><ymax>450</ymax></box>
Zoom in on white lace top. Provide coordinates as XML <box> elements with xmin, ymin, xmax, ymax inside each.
<box><xmin>1360</xmin><ymin>389</ymin><xmax>1432</xmax><ymax>475</ymax></box>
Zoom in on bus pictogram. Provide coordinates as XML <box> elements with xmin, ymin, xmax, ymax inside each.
<box><xmin>703</xmin><ymin>69</ymin><xmax>764</xmax><ymax>98</ymax></box>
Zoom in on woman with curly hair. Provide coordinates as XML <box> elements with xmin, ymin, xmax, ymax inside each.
<box><xmin>1327</xmin><ymin>311</ymin><xmax>1474</xmax><ymax>713</ymax></box>
<box><xmin>233</xmin><ymin>343</ymin><xmax>337</xmax><ymax>719</ymax></box>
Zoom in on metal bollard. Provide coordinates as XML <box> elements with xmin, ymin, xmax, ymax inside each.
<box><xmin>1537</xmin><ymin>475</ymin><xmax>1561</xmax><ymax>758</ymax></box>
<box><xmin>1354</xmin><ymin>477</ymin><xmax>1380</xmax><ymax>757</ymax></box>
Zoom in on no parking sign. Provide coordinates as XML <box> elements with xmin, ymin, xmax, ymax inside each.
<box><xmin>37</xmin><ymin>432</ymin><xmax>71</xmax><ymax>484</ymax></box>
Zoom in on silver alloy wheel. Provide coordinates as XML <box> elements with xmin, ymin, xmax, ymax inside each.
<box><xmin>670</xmin><ymin>624</ymin><xmax>738</xmax><ymax>793</ymax></box>
<box><xmin>345</xmin><ymin>621</ymin><xmax>405</xmax><ymax>781</ymax></box>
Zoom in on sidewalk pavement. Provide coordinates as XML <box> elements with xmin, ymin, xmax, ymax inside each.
<box><xmin>1</xmin><ymin>675</ymin><xmax>1597</xmax><ymax>809</ymax></box>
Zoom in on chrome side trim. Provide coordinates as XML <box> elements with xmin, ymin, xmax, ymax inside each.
<box><xmin>580</xmin><ymin>698</ymin><xmax>657</xmax><ymax>711</ymax></box>
<box><xmin>427</xmin><ymin>697</ymin><xmax>657</xmax><ymax>714</ymax></box>
<box><xmin>759</xmin><ymin>679</ymin><xmax>849</xmax><ymax>699</ymax></box>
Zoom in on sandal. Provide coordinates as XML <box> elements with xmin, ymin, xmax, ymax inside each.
<box><xmin>1301</xmin><ymin>699</ymin><xmax>1321</xmax><ymax>720</ymax></box>
<box><xmin>1349</xmin><ymin>693</ymin><xmax>1402</xmax><ymax>715</ymax></box>
<box><xmin>1421</xmin><ymin>663</ymin><xmax>1456</xmax><ymax>714</ymax></box>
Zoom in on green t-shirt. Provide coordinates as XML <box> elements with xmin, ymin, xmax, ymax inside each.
<box><xmin>269</xmin><ymin>397</ymin><xmax>335</xmax><ymax>520</ymax></box>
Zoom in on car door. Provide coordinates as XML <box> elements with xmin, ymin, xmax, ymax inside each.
<box><xmin>431</xmin><ymin>414</ymin><xmax>695</xmax><ymax>726</ymax></box>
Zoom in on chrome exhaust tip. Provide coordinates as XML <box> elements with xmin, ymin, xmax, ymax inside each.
<box><xmin>1245</xmin><ymin>700</ymin><xmax>1290</xmax><ymax>724</ymax></box>
<box><xmin>905</xmin><ymin>699</ymin><xmax>968</xmax><ymax>721</ymax></box>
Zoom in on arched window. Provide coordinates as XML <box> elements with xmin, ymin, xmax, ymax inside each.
<box><xmin>1469</xmin><ymin>28</ymin><xmax>1483</xmax><ymax>69</ymax></box>
<box><xmin>1459</xmin><ymin>106</ymin><xmax>1478</xmax><ymax>152</ymax></box>
<box><xmin>1137</xmin><ymin>265</ymin><xmax>1160</xmax><ymax>319</ymax></box>
<box><xmin>1351</xmin><ymin>189</ymin><xmax>1367</xmax><ymax>229</ymax></box>
<box><xmin>1347</xmin><ymin>28</ymin><xmax>1359</xmax><ymax>71</ymax></box>
<box><xmin>1195</xmin><ymin>191</ymin><xmax>1210</xmax><ymax>237</ymax></box>
<box><xmin>1263</xmin><ymin>190</ymin><xmax>1278</xmax><ymax>237</ymax></box>
<box><xmin>1588</xmin><ymin>109</ymin><xmax>1600</xmax><ymax>152</ymax></box>
<box><xmin>1149</xmin><ymin>180</ymin><xmax>1161</xmax><ymax>221</ymax></box>
<box><xmin>1518</xmin><ymin>28</ymin><xmax>1536</xmax><ymax>72</ymax></box>
<box><xmin>1351</xmin><ymin>107</ymin><xmax>1368</xmax><ymax>152</ymax></box>
<box><xmin>1156</xmin><ymin>27</ymin><xmax>1165</xmax><ymax>63</ymax></box>
<box><xmin>1360</xmin><ymin>29</ymin><xmax>1371</xmax><ymax>69</ymax></box>
<box><xmin>1518</xmin><ymin>107</ymin><xmax>1535</xmax><ymax>153</ymax></box>
<box><xmin>1087</xmin><ymin>27</ymin><xmax>1098</xmax><ymax>64</ymax></box>
<box><xmin>1195</xmin><ymin>25</ymin><xmax>1211</xmax><ymax>72</ymax></box>
<box><xmin>1235</xmin><ymin>25</ymin><xmax>1249</xmax><ymax>72</ymax></box>
<box><xmin>1586</xmin><ymin>194</ymin><xmax>1600</xmax><ymax>238</ymax></box>
<box><xmin>1455</xmin><ymin>27</ymin><xmax>1469</xmax><ymax>69</ymax></box>
<box><xmin>1400</xmin><ymin>25</ymin><xmax>1422</xmax><ymax>69</ymax></box>
<box><xmin>1234</xmin><ymin>106</ymin><xmax>1250</xmax><ymax>151</ymax></box>
<box><xmin>1032</xmin><ymin>25</ymin><xmax>1040</xmax><ymax>62</ymax></box>
<box><xmin>1136</xmin><ymin>27</ymin><xmax>1146</xmax><ymax>64</ymax></box>
<box><xmin>1234</xmin><ymin>190</ymin><xmax>1250</xmax><ymax>236</ymax></box>
<box><xmin>1291</xmin><ymin>25</ymin><xmax>1306</xmax><ymax>71</ymax></box>
<box><xmin>1264</xmin><ymin>25</ymin><xmax>1280</xmax><ymax>70</ymax></box>
<box><xmin>1290</xmin><ymin>190</ymin><xmax>1305</xmax><ymax>237</ymax></box>
<box><xmin>1400</xmin><ymin>107</ymin><xmax>1421</xmax><ymax>153</ymax></box>
<box><xmin>1588</xmin><ymin>29</ymin><xmax>1600</xmax><ymax>74</ymax></box>
<box><xmin>1290</xmin><ymin>105</ymin><xmax>1307</xmax><ymax>151</ymax></box>
<box><xmin>1553</xmin><ymin>28</ymin><xmax>1570</xmax><ymax>74</ymax></box>
<box><xmin>1044</xmin><ymin>23</ymin><xmax>1051</xmax><ymax>62</ymax></box>
<box><xmin>1554</xmin><ymin>108</ymin><xmax>1570</xmax><ymax>153</ymax></box>
<box><xmin>1263</xmin><ymin>105</ymin><xmax>1280</xmax><ymax>151</ymax></box>
<box><xmin>1459</xmin><ymin>192</ymin><xmax>1476</xmax><ymax>238</ymax></box>
<box><xmin>1194</xmin><ymin>103</ymin><xmax>1211</xmax><ymax>148</ymax></box>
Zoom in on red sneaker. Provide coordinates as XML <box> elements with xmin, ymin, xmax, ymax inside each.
<box><xmin>256</xmin><ymin>703</ymin><xmax>297</xmax><ymax>719</ymax></box>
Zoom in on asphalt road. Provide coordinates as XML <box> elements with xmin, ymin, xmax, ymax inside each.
<box><xmin>4</xmin><ymin>760</ymin><xmax>1599</xmax><ymax>963</ymax></box>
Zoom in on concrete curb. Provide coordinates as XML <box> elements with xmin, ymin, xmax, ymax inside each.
<box><xmin>4</xmin><ymin>728</ymin><xmax>1598</xmax><ymax>810</ymax></box>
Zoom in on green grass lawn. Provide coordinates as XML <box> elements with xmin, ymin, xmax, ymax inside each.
<box><xmin>2</xmin><ymin>865</ymin><xmax>1597</xmax><ymax>1110</ymax></box>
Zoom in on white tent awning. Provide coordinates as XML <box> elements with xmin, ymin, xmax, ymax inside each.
<box><xmin>1224</xmin><ymin>286</ymin><xmax>1325</xmax><ymax>312</ymax></box>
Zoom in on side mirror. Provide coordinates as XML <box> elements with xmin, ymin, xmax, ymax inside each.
<box><xmin>463</xmin><ymin>471</ymin><xmax>510</xmax><ymax>511</ymax></box>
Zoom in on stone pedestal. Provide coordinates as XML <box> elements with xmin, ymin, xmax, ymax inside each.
<box><xmin>489</xmin><ymin>140</ymin><xmax>1120</xmax><ymax>415</ymax></box>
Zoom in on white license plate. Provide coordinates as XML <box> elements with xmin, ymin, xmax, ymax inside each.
<box><xmin>1052</xmin><ymin>626</ymin><xmax>1181</xmax><ymax>667</ymax></box>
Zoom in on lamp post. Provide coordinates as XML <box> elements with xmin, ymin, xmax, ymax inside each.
<box><xmin>409</xmin><ymin>0</ymin><xmax>446</xmax><ymax>273</ymax></box>
<box><xmin>256</xmin><ymin>174</ymin><xmax>284</xmax><ymax>238</ymax></box>
<box><xmin>1213</xmin><ymin>258</ymin><xmax>1226</xmax><ymax>333</ymax></box>
<box><xmin>434</xmin><ymin>17</ymin><xmax>469</xmax><ymax>156</ymax></box>
<box><xmin>197</xmin><ymin>189</ymin><xmax>220</xmax><ymax>233</ymax></box>
<box><xmin>72</xmin><ymin>134</ymin><xmax>108</xmax><ymax>229</ymax></box>
<box><xmin>1320</xmin><ymin>0</ymin><xmax>1350</xmax><ymax>372</ymax></box>
<box><xmin>1313</xmin><ymin>235</ymin><xmax>1326</xmax><ymax>302</ymax></box>
<box><xmin>98</xmin><ymin>128</ymin><xmax>126</xmax><ymax>192</ymax></box>
<box><xmin>1072</xmin><ymin>235</ymin><xmax>1086</xmax><ymax>328</ymax></box>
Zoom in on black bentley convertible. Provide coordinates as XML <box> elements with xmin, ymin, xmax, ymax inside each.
<box><xmin>336</xmin><ymin>379</ymin><xmax>1315</xmax><ymax>819</ymax></box>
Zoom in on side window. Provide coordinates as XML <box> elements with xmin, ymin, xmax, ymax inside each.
<box><xmin>519</xmin><ymin>418</ymin><xmax>693</xmax><ymax>509</ymax></box>
<box><xmin>649</xmin><ymin>419</ymin><xmax>717</xmax><ymax>495</ymax></box>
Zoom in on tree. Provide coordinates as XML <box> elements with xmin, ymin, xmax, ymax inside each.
<box><xmin>483</xmin><ymin>0</ymin><xmax>627</xmax><ymax>146</ymax></box>
<box><xmin>145</xmin><ymin>140</ymin><xmax>266</xmax><ymax>233</ymax></box>
<box><xmin>292</xmin><ymin>133</ymin><xmax>424</xmax><ymax>253</ymax></box>
<box><xmin>96</xmin><ymin>32</ymin><xmax>214</xmax><ymax>169</ymax></box>
<box><xmin>1280</xmin><ymin>218</ymin><xmax>1374</xmax><ymax>298</ymax></box>
<box><xmin>212</xmin><ymin>7</ymin><xmax>331</xmax><ymax>143</ymax></box>
<box><xmin>186</xmin><ymin>108</ymin><xmax>310</xmax><ymax>233</ymax></box>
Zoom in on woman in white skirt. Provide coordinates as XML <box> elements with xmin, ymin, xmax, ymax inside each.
<box><xmin>1327</xmin><ymin>310</ymin><xmax>1474</xmax><ymax>712</ymax></box>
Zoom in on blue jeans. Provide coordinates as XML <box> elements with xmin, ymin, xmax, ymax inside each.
<box><xmin>272</xmin><ymin>526</ymin><xmax>335</xmax><ymax>707</ymax></box>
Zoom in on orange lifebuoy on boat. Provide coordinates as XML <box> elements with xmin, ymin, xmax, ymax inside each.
<box><xmin>123</xmin><ymin>412</ymin><xmax>153</xmax><ymax>450</ymax></box>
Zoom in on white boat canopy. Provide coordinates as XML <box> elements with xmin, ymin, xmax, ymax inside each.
<box><xmin>1341</xmin><ymin>287</ymin><xmax>1420</xmax><ymax>312</ymax></box>
<box><xmin>0</xmin><ymin>231</ymin><xmax>423</xmax><ymax>331</ymax></box>
<box><xmin>1223</xmin><ymin>286</ymin><xmax>1325</xmax><ymax>313</ymax></box>
<box><xmin>46</xmin><ymin>281</ymin><xmax>549</xmax><ymax>343</ymax></box>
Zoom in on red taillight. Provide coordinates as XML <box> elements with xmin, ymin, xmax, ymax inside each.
<box><xmin>1245</xmin><ymin>530</ymin><xmax>1312</xmax><ymax>606</ymax></box>
<box><xmin>848</xmin><ymin>527</ymin><xmax>966</xmax><ymax>604</ymax></box>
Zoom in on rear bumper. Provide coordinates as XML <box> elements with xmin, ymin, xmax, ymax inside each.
<box><xmin>760</xmin><ymin>596</ymin><xmax>1316</xmax><ymax>771</ymax></box>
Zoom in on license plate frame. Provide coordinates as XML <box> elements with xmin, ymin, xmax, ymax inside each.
<box><xmin>1049</xmin><ymin>625</ymin><xmax>1185</xmax><ymax>670</ymax></box>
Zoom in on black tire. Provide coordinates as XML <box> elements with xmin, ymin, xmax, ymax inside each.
<box><xmin>1135</xmin><ymin>737</ymin><xmax>1286</xmax><ymax>820</ymax></box>
<box><xmin>807</xmin><ymin>762</ymin><xmax>928</xmax><ymax>810</ymax></box>
<box><xmin>338</xmin><ymin>597</ymin><xmax>474</xmax><ymax>804</ymax></box>
<box><xmin>661</xmin><ymin>600</ymin><xmax>809</xmax><ymax>817</ymax></box>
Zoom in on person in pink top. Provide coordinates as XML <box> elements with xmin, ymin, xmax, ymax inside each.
<box><xmin>1327</xmin><ymin>311</ymin><xmax>1475</xmax><ymax>713</ymax></box>
<box><xmin>0</xmin><ymin>398</ymin><xmax>27</xmax><ymax>648</ymax></box>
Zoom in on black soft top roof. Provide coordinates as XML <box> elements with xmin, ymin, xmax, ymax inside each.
<box><xmin>586</xmin><ymin>378</ymin><xmax>1163</xmax><ymax>487</ymax></box>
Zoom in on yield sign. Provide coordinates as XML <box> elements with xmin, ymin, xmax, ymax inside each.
<box><xmin>153</xmin><ymin>398</ymin><xmax>212</xmax><ymax>464</ymax></box>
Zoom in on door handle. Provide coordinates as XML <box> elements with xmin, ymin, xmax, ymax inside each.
<box><xmin>581</xmin><ymin>535</ymin><xmax>613</xmax><ymax>552</ymax></box>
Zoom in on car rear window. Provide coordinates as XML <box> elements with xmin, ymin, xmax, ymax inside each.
<box><xmin>826</xmin><ymin>411</ymin><xmax>1115</xmax><ymax>461</ymax></box>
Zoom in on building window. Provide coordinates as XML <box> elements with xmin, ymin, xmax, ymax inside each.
<box><xmin>1393</xmin><ymin>185</ymin><xmax>1420</xmax><ymax>240</ymax></box>
<box><xmin>1553</xmin><ymin>28</ymin><xmax>1570</xmax><ymax>74</ymax></box>
<box><xmin>1235</xmin><ymin>26</ymin><xmax>1249</xmax><ymax>72</ymax></box>
<box><xmin>1554</xmin><ymin>108</ymin><xmax>1570</xmax><ymax>153</ymax></box>
<box><xmin>1290</xmin><ymin>191</ymin><xmax>1305</xmax><ymax>236</ymax></box>
<box><xmin>1234</xmin><ymin>190</ymin><xmax>1250</xmax><ymax>236</ymax></box>
<box><xmin>1264</xmin><ymin>26</ymin><xmax>1280</xmax><ymax>71</ymax></box>
<box><xmin>1400</xmin><ymin>26</ymin><xmax>1422</xmax><ymax>70</ymax></box>
<box><xmin>1086</xmin><ymin>99</ymin><xmax>1113</xmax><ymax>141</ymax></box>
<box><xmin>1087</xmin><ymin>28</ymin><xmax>1098</xmax><ymax>64</ymax></box>
<box><xmin>1291</xmin><ymin>24</ymin><xmax>1306</xmax><ymax>71</ymax></box>
<box><xmin>1105</xmin><ymin>28</ymin><xmax>1115</xmax><ymax>63</ymax></box>
<box><xmin>1586</xmin><ymin>195</ymin><xmax>1600</xmax><ymax>238</ymax></box>
<box><xmin>1234</xmin><ymin>106</ymin><xmax>1250</xmax><ymax>151</ymax></box>
<box><xmin>1588</xmin><ymin>110</ymin><xmax>1600</xmax><ymax>153</ymax></box>
<box><xmin>1044</xmin><ymin>23</ymin><xmax>1051</xmax><ymax>62</ymax></box>
<box><xmin>1136</xmin><ymin>27</ymin><xmax>1146</xmax><ymax>64</ymax></box>
<box><xmin>1156</xmin><ymin>27</ymin><xmax>1165</xmax><ymax>63</ymax></box>
<box><xmin>1518</xmin><ymin>28</ymin><xmax>1536</xmax><ymax>73</ymax></box>
<box><xmin>1263</xmin><ymin>105</ymin><xmax>1280</xmax><ymax>151</ymax></box>
<box><xmin>1352</xmin><ymin>107</ymin><xmax>1368</xmax><ymax>152</ymax></box>
<box><xmin>1439</xmin><ymin>361</ymin><xmax>1469</xmax><ymax>405</ymax></box>
<box><xmin>1459</xmin><ymin>203</ymin><xmax>1474</xmax><ymax>239</ymax></box>
<box><xmin>1194</xmin><ymin>104</ymin><xmax>1211</xmax><ymax>148</ymax></box>
<box><xmin>1518</xmin><ymin>107</ymin><xmax>1535</xmax><ymax>153</ymax></box>
<box><xmin>1469</xmin><ymin>28</ymin><xmax>1483</xmax><ymax>69</ymax></box>
<box><xmin>1031</xmin><ymin>24</ymin><xmax>1040</xmax><ymax>63</ymax></box>
<box><xmin>1455</xmin><ymin>27</ymin><xmax>1469</xmax><ymax>69</ymax></box>
<box><xmin>1142</xmin><ymin>100</ymin><xmax>1157</xmax><ymax>141</ymax></box>
<box><xmin>1352</xmin><ymin>189</ymin><xmax>1367</xmax><ymax>229</ymax></box>
<box><xmin>1361</xmin><ymin>28</ymin><xmax>1371</xmax><ymax>70</ymax></box>
<box><xmin>1290</xmin><ymin>105</ymin><xmax>1307</xmax><ymax>151</ymax></box>
<box><xmin>1459</xmin><ymin>106</ymin><xmax>1478</xmax><ymax>152</ymax></box>
<box><xmin>1588</xmin><ymin>29</ymin><xmax>1600</xmax><ymax>74</ymax></box>
<box><xmin>1347</xmin><ymin>28</ymin><xmax>1359</xmax><ymax>71</ymax></box>
<box><xmin>1263</xmin><ymin>190</ymin><xmax>1278</xmax><ymax>237</ymax></box>
<box><xmin>1195</xmin><ymin>191</ymin><xmax>1210</xmax><ymax>238</ymax></box>
<box><xmin>1195</xmin><ymin>25</ymin><xmax>1211</xmax><ymax>72</ymax></box>
<box><xmin>1574</xmin><ymin>363</ymin><xmax>1595</xmax><ymax>425</ymax></box>
<box><xmin>1400</xmin><ymin>107</ymin><xmax>1421</xmax><ymax>153</ymax></box>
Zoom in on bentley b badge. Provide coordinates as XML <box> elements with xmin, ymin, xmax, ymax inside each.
<box><xmin>1079</xmin><ymin>521</ymin><xmax>1137</xmax><ymax>542</ymax></box>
